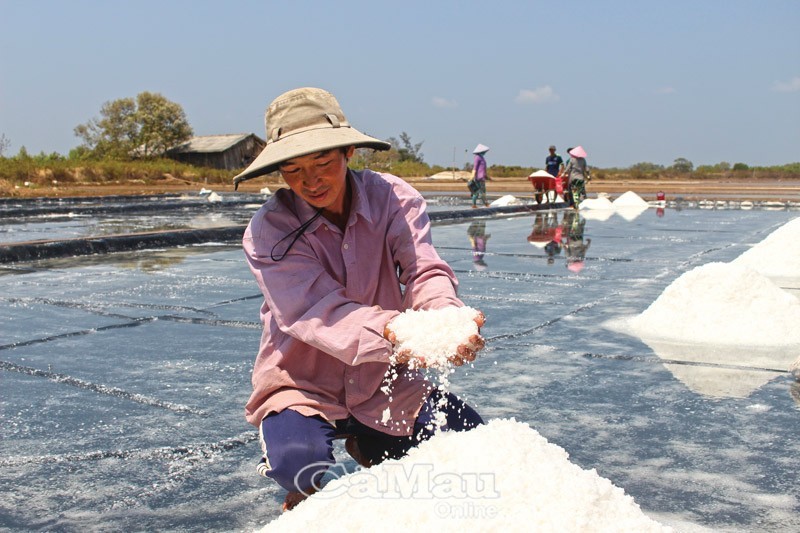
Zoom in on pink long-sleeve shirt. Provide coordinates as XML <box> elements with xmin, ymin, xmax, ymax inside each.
<box><xmin>243</xmin><ymin>169</ymin><xmax>463</xmax><ymax>435</ymax></box>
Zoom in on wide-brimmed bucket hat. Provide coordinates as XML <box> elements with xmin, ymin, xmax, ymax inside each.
<box><xmin>568</xmin><ymin>145</ymin><xmax>587</xmax><ymax>158</ymax></box>
<box><xmin>233</xmin><ymin>87</ymin><xmax>390</xmax><ymax>188</ymax></box>
<box><xmin>473</xmin><ymin>143</ymin><xmax>490</xmax><ymax>154</ymax></box>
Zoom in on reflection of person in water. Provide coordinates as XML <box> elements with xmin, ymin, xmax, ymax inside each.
<box><xmin>468</xmin><ymin>221</ymin><xmax>491</xmax><ymax>270</ymax></box>
<box><xmin>527</xmin><ymin>212</ymin><xmax>562</xmax><ymax>265</ymax></box>
<box><xmin>562</xmin><ymin>210</ymin><xmax>591</xmax><ymax>273</ymax></box>
<box><xmin>544</xmin><ymin>235</ymin><xmax>562</xmax><ymax>265</ymax></box>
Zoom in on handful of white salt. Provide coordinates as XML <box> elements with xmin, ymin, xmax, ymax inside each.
<box><xmin>386</xmin><ymin>306</ymin><xmax>484</xmax><ymax>369</ymax></box>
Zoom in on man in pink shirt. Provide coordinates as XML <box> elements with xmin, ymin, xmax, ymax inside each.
<box><xmin>233</xmin><ymin>88</ymin><xmax>485</xmax><ymax>511</ymax></box>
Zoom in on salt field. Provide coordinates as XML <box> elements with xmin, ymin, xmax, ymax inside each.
<box><xmin>1</xmin><ymin>194</ymin><xmax>799</xmax><ymax>532</ymax></box>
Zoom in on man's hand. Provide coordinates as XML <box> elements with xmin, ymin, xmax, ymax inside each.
<box><xmin>385</xmin><ymin>310</ymin><xmax>486</xmax><ymax>368</ymax></box>
<box><xmin>449</xmin><ymin>311</ymin><xmax>485</xmax><ymax>366</ymax></box>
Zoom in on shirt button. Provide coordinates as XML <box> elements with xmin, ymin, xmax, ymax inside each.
<box><xmin>343</xmin><ymin>243</ymin><xmax>349</xmax><ymax>250</ymax></box>
<box><xmin>348</xmin><ymin>379</ymin><xmax>354</xmax><ymax>384</ymax></box>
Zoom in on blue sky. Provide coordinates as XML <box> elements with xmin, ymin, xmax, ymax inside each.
<box><xmin>1</xmin><ymin>0</ymin><xmax>798</xmax><ymax>169</ymax></box>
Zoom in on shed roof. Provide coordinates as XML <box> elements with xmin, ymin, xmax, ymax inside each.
<box><xmin>168</xmin><ymin>133</ymin><xmax>262</xmax><ymax>154</ymax></box>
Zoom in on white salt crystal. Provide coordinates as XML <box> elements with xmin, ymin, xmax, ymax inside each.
<box><xmin>489</xmin><ymin>194</ymin><xmax>521</xmax><ymax>207</ymax></box>
<box><xmin>629</xmin><ymin>262</ymin><xmax>800</xmax><ymax>345</ymax></box>
<box><xmin>261</xmin><ymin>419</ymin><xmax>670</xmax><ymax>532</ymax></box>
<box><xmin>612</xmin><ymin>190</ymin><xmax>649</xmax><ymax>207</ymax></box>
<box><xmin>388</xmin><ymin>306</ymin><xmax>482</xmax><ymax>369</ymax></box>
<box><xmin>732</xmin><ymin>217</ymin><xmax>800</xmax><ymax>279</ymax></box>
<box><xmin>790</xmin><ymin>355</ymin><xmax>800</xmax><ymax>378</ymax></box>
<box><xmin>578</xmin><ymin>196</ymin><xmax>615</xmax><ymax>210</ymax></box>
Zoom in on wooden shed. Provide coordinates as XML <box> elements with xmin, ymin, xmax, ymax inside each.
<box><xmin>166</xmin><ymin>133</ymin><xmax>265</xmax><ymax>170</ymax></box>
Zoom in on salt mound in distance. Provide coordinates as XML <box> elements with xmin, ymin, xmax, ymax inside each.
<box><xmin>613</xmin><ymin>190</ymin><xmax>650</xmax><ymax>207</ymax></box>
<box><xmin>732</xmin><ymin>217</ymin><xmax>800</xmax><ymax>278</ymax></box>
<box><xmin>628</xmin><ymin>262</ymin><xmax>800</xmax><ymax>345</ymax></box>
<box><xmin>262</xmin><ymin>419</ymin><xmax>670</xmax><ymax>532</ymax></box>
<box><xmin>579</xmin><ymin>196</ymin><xmax>615</xmax><ymax>210</ymax></box>
<box><xmin>490</xmin><ymin>194</ymin><xmax>522</xmax><ymax>207</ymax></box>
<box><xmin>388</xmin><ymin>306</ymin><xmax>483</xmax><ymax>369</ymax></box>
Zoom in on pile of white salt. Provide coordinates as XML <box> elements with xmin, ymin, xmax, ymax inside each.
<box><xmin>578</xmin><ymin>196</ymin><xmax>615</xmax><ymax>211</ymax></box>
<box><xmin>612</xmin><ymin>190</ymin><xmax>650</xmax><ymax>208</ymax></box>
<box><xmin>627</xmin><ymin>262</ymin><xmax>800</xmax><ymax>345</ymax></box>
<box><xmin>262</xmin><ymin>419</ymin><xmax>670</xmax><ymax>532</ymax></box>
<box><xmin>732</xmin><ymin>216</ymin><xmax>800</xmax><ymax>279</ymax></box>
<box><xmin>387</xmin><ymin>306</ymin><xmax>483</xmax><ymax>369</ymax></box>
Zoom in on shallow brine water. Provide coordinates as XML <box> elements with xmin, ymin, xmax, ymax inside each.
<box><xmin>1</xmin><ymin>200</ymin><xmax>798</xmax><ymax>532</ymax></box>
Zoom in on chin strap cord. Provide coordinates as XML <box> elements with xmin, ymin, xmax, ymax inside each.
<box><xmin>270</xmin><ymin>209</ymin><xmax>323</xmax><ymax>261</ymax></box>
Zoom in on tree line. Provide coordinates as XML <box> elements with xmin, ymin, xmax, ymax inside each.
<box><xmin>1</xmin><ymin>92</ymin><xmax>798</xmax><ymax>182</ymax></box>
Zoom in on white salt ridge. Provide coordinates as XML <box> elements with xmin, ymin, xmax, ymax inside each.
<box><xmin>262</xmin><ymin>419</ymin><xmax>670</xmax><ymax>532</ymax></box>
<box><xmin>612</xmin><ymin>190</ymin><xmax>650</xmax><ymax>207</ymax></box>
<box><xmin>732</xmin><ymin>216</ymin><xmax>800</xmax><ymax>278</ymax></box>
<box><xmin>790</xmin><ymin>355</ymin><xmax>800</xmax><ymax>378</ymax></box>
<box><xmin>388</xmin><ymin>306</ymin><xmax>481</xmax><ymax>368</ymax></box>
<box><xmin>628</xmin><ymin>262</ymin><xmax>800</xmax><ymax>345</ymax></box>
<box><xmin>578</xmin><ymin>196</ymin><xmax>615</xmax><ymax>210</ymax></box>
<box><xmin>580</xmin><ymin>191</ymin><xmax>651</xmax><ymax>221</ymax></box>
<box><xmin>490</xmin><ymin>194</ymin><xmax>522</xmax><ymax>207</ymax></box>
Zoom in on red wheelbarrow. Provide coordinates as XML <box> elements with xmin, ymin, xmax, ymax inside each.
<box><xmin>528</xmin><ymin>170</ymin><xmax>565</xmax><ymax>204</ymax></box>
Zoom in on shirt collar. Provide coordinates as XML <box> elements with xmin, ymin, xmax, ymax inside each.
<box><xmin>347</xmin><ymin>169</ymin><xmax>374</xmax><ymax>227</ymax></box>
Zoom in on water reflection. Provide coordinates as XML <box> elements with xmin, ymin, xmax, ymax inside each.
<box><xmin>467</xmin><ymin>220</ymin><xmax>491</xmax><ymax>271</ymax></box>
<box><xmin>562</xmin><ymin>210</ymin><xmax>591</xmax><ymax>273</ymax></box>
<box><xmin>0</xmin><ymin>244</ymin><xmax>239</xmax><ymax>274</ymax></box>
<box><xmin>526</xmin><ymin>210</ymin><xmax>592</xmax><ymax>272</ymax></box>
<box><xmin>527</xmin><ymin>212</ymin><xmax>562</xmax><ymax>265</ymax></box>
<box><xmin>639</xmin><ymin>339</ymin><xmax>798</xmax><ymax>399</ymax></box>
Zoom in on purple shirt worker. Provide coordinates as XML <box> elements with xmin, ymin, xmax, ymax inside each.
<box><xmin>233</xmin><ymin>88</ymin><xmax>485</xmax><ymax>511</ymax></box>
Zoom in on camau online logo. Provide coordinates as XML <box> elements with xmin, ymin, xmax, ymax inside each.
<box><xmin>296</xmin><ymin>462</ymin><xmax>500</xmax><ymax>500</ymax></box>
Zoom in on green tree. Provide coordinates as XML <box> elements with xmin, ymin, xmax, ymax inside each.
<box><xmin>68</xmin><ymin>145</ymin><xmax>92</xmax><ymax>161</ymax></box>
<box><xmin>16</xmin><ymin>146</ymin><xmax>31</xmax><ymax>160</ymax></box>
<box><xmin>629</xmin><ymin>162</ymin><xmax>664</xmax><ymax>173</ymax></box>
<box><xmin>732</xmin><ymin>162</ymin><xmax>749</xmax><ymax>171</ymax></box>
<box><xmin>135</xmin><ymin>92</ymin><xmax>193</xmax><ymax>157</ymax></box>
<box><xmin>74</xmin><ymin>97</ymin><xmax>138</xmax><ymax>159</ymax></box>
<box><xmin>389</xmin><ymin>132</ymin><xmax>424</xmax><ymax>163</ymax></box>
<box><xmin>74</xmin><ymin>92</ymin><xmax>192</xmax><ymax>159</ymax></box>
<box><xmin>671</xmin><ymin>157</ymin><xmax>694</xmax><ymax>172</ymax></box>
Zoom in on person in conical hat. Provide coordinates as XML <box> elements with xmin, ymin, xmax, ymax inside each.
<box><xmin>562</xmin><ymin>145</ymin><xmax>591</xmax><ymax>208</ymax></box>
<box><xmin>470</xmin><ymin>143</ymin><xmax>491</xmax><ymax>208</ymax></box>
<box><xmin>237</xmin><ymin>87</ymin><xmax>485</xmax><ymax>511</ymax></box>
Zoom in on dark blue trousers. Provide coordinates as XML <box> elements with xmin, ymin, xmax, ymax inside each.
<box><xmin>258</xmin><ymin>389</ymin><xmax>483</xmax><ymax>492</ymax></box>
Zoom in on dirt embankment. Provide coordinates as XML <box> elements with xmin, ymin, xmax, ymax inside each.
<box><xmin>4</xmin><ymin>175</ymin><xmax>800</xmax><ymax>202</ymax></box>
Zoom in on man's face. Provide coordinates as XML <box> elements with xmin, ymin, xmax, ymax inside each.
<box><xmin>279</xmin><ymin>146</ymin><xmax>355</xmax><ymax>216</ymax></box>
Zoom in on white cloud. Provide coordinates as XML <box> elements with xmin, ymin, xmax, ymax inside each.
<box><xmin>431</xmin><ymin>96</ymin><xmax>458</xmax><ymax>108</ymax></box>
<box><xmin>655</xmin><ymin>86</ymin><xmax>676</xmax><ymax>95</ymax></box>
<box><xmin>772</xmin><ymin>76</ymin><xmax>800</xmax><ymax>93</ymax></box>
<box><xmin>515</xmin><ymin>86</ymin><xmax>559</xmax><ymax>104</ymax></box>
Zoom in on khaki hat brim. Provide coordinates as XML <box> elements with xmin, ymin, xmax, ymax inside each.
<box><xmin>233</xmin><ymin>127</ymin><xmax>390</xmax><ymax>187</ymax></box>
